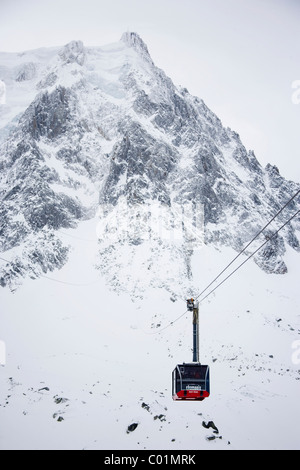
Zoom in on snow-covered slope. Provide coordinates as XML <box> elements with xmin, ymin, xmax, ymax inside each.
<box><xmin>0</xmin><ymin>33</ymin><xmax>300</xmax><ymax>450</ymax></box>
<box><xmin>1</xmin><ymin>218</ymin><xmax>300</xmax><ymax>450</ymax></box>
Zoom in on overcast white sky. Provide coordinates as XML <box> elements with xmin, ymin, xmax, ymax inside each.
<box><xmin>0</xmin><ymin>0</ymin><xmax>299</xmax><ymax>181</ymax></box>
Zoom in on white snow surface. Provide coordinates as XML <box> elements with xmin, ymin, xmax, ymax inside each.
<box><xmin>0</xmin><ymin>217</ymin><xmax>300</xmax><ymax>450</ymax></box>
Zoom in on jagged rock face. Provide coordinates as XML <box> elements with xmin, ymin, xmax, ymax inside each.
<box><xmin>59</xmin><ymin>40</ymin><xmax>86</xmax><ymax>66</ymax></box>
<box><xmin>15</xmin><ymin>62</ymin><xmax>37</xmax><ymax>82</ymax></box>
<box><xmin>23</xmin><ymin>86</ymin><xmax>72</xmax><ymax>140</ymax></box>
<box><xmin>0</xmin><ymin>32</ymin><xmax>299</xmax><ymax>292</ymax></box>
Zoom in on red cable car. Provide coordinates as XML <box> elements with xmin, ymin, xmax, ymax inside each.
<box><xmin>172</xmin><ymin>363</ymin><xmax>210</xmax><ymax>401</ymax></box>
<box><xmin>172</xmin><ymin>299</ymin><xmax>210</xmax><ymax>401</ymax></box>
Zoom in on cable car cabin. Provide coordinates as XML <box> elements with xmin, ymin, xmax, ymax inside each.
<box><xmin>172</xmin><ymin>363</ymin><xmax>210</xmax><ymax>401</ymax></box>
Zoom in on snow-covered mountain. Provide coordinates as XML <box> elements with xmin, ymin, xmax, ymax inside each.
<box><xmin>0</xmin><ymin>31</ymin><xmax>299</xmax><ymax>294</ymax></box>
<box><xmin>0</xmin><ymin>33</ymin><xmax>300</xmax><ymax>450</ymax></box>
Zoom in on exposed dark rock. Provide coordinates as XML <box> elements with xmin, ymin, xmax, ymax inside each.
<box><xmin>141</xmin><ymin>402</ymin><xmax>150</xmax><ymax>412</ymax></box>
<box><xmin>154</xmin><ymin>414</ymin><xmax>166</xmax><ymax>422</ymax></box>
<box><xmin>127</xmin><ymin>422</ymin><xmax>139</xmax><ymax>433</ymax></box>
<box><xmin>202</xmin><ymin>420</ymin><xmax>219</xmax><ymax>434</ymax></box>
<box><xmin>23</xmin><ymin>87</ymin><xmax>72</xmax><ymax>140</ymax></box>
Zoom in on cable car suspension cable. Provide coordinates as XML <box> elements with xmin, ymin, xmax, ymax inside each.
<box><xmin>195</xmin><ymin>188</ymin><xmax>300</xmax><ymax>301</ymax></box>
<box><xmin>197</xmin><ymin>207</ymin><xmax>300</xmax><ymax>304</ymax></box>
<box><xmin>149</xmin><ymin>205</ymin><xmax>300</xmax><ymax>334</ymax></box>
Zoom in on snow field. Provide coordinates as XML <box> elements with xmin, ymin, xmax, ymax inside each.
<box><xmin>0</xmin><ymin>218</ymin><xmax>299</xmax><ymax>449</ymax></box>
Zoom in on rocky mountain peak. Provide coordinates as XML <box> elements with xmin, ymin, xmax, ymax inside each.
<box><xmin>59</xmin><ymin>40</ymin><xmax>86</xmax><ymax>66</ymax></box>
<box><xmin>120</xmin><ymin>31</ymin><xmax>153</xmax><ymax>64</ymax></box>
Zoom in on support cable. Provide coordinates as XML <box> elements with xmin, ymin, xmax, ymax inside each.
<box><xmin>195</xmin><ymin>188</ymin><xmax>300</xmax><ymax>301</ymax></box>
<box><xmin>197</xmin><ymin>208</ymin><xmax>300</xmax><ymax>304</ymax></box>
<box><xmin>146</xmin><ymin>205</ymin><xmax>300</xmax><ymax>335</ymax></box>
